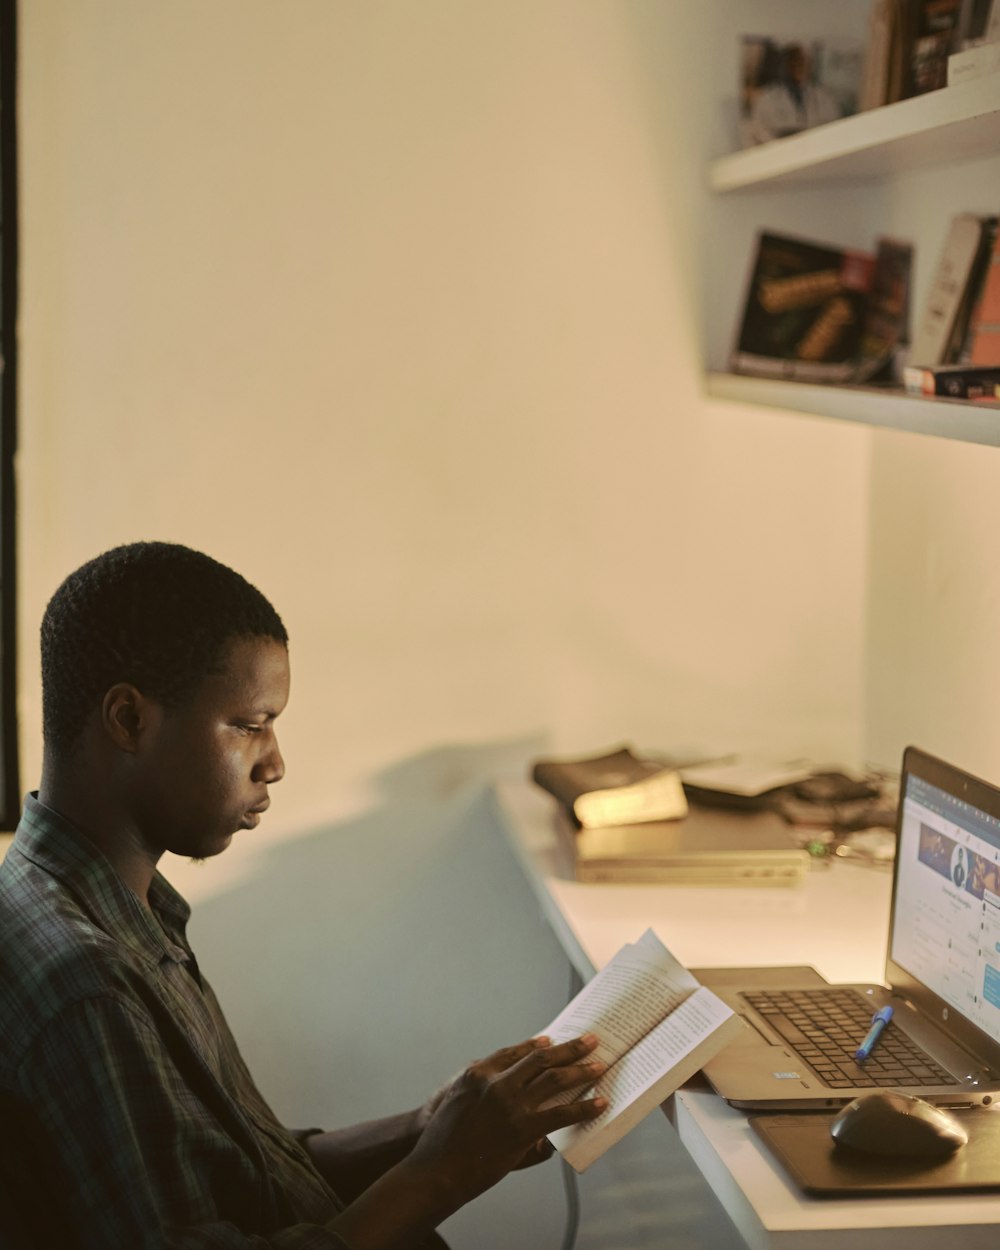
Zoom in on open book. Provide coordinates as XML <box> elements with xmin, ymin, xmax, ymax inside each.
<box><xmin>541</xmin><ymin>930</ymin><xmax>743</xmax><ymax>1172</ymax></box>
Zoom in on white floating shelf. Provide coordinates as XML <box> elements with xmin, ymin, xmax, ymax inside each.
<box><xmin>705</xmin><ymin>373</ymin><xmax>1000</xmax><ymax>447</ymax></box>
<box><xmin>710</xmin><ymin>76</ymin><xmax>1000</xmax><ymax>192</ymax></box>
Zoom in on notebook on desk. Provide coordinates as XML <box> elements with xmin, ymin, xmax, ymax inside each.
<box><xmin>699</xmin><ymin>746</ymin><xmax>1000</xmax><ymax>1110</ymax></box>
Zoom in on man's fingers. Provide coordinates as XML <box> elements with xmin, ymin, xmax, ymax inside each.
<box><xmin>531</xmin><ymin>1057</ymin><xmax>607</xmax><ymax>1098</ymax></box>
<box><xmin>509</xmin><ymin>1034</ymin><xmax>600</xmax><ymax>1086</ymax></box>
<box><xmin>474</xmin><ymin>1036</ymin><xmax>551</xmax><ymax>1078</ymax></box>
<box><xmin>535</xmin><ymin>1095</ymin><xmax>608</xmax><ymax>1136</ymax></box>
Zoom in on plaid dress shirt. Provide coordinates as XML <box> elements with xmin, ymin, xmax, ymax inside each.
<box><xmin>0</xmin><ymin>795</ymin><xmax>353</xmax><ymax>1249</ymax></box>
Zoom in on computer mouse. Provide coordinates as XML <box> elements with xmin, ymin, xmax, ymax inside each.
<box><xmin>830</xmin><ymin>1090</ymin><xmax>968</xmax><ymax>1158</ymax></box>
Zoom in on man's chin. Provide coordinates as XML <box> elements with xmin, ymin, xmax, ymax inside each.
<box><xmin>183</xmin><ymin>830</ymin><xmax>235</xmax><ymax>864</ymax></box>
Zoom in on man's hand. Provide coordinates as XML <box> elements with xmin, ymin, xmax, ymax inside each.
<box><xmin>406</xmin><ymin>1034</ymin><xmax>606</xmax><ymax>1205</ymax></box>
<box><xmin>328</xmin><ymin>1036</ymin><xmax>607</xmax><ymax>1249</ymax></box>
<box><xmin>417</xmin><ymin>1059</ymin><xmax>557</xmax><ymax>1171</ymax></box>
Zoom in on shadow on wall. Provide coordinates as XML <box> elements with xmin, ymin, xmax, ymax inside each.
<box><xmin>190</xmin><ymin>734</ymin><xmax>554</xmax><ymax>1126</ymax></box>
<box><xmin>188</xmin><ymin>736</ymin><xmax>743</xmax><ymax>1250</ymax></box>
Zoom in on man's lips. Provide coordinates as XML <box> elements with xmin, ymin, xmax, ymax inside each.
<box><xmin>241</xmin><ymin>798</ymin><xmax>271</xmax><ymax>829</ymax></box>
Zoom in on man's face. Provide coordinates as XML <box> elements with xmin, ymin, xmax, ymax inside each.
<box><xmin>126</xmin><ymin>635</ymin><xmax>290</xmax><ymax>861</ymax></box>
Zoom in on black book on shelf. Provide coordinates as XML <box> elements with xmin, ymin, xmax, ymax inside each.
<box><xmin>730</xmin><ymin>231</ymin><xmax>876</xmax><ymax>384</ymax></box>
<box><xmin>910</xmin><ymin>0</ymin><xmax>965</xmax><ymax>94</ymax></box>
<box><xmin>903</xmin><ymin>362</ymin><xmax>1000</xmax><ymax>398</ymax></box>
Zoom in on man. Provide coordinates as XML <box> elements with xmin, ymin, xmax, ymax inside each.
<box><xmin>0</xmin><ymin>542</ymin><xmax>605</xmax><ymax>1249</ymax></box>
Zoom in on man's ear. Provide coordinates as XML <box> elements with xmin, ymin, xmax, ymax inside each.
<box><xmin>101</xmin><ymin>683</ymin><xmax>157</xmax><ymax>753</ymax></box>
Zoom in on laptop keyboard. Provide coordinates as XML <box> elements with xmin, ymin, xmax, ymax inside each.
<box><xmin>744</xmin><ymin>989</ymin><xmax>959</xmax><ymax>1088</ymax></box>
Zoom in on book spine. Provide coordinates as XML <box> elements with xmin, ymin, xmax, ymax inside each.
<box><xmin>967</xmin><ymin>222</ymin><xmax>1000</xmax><ymax>365</ymax></box>
<box><xmin>860</xmin><ymin>0</ymin><xmax>895</xmax><ymax>110</ymax></box>
<box><xmin>903</xmin><ymin>364</ymin><xmax>1000</xmax><ymax>398</ymax></box>
<box><xmin>908</xmin><ymin>214</ymin><xmax>988</xmax><ymax>366</ymax></box>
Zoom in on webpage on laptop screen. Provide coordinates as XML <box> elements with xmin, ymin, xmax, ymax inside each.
<box><xmin>891</xmin><ymin>775</ymin><xmax>1000</xmax><ymax>1046</ymax></box>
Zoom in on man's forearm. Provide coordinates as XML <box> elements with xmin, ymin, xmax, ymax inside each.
<box><xmin>304</xmin><ymin>1109</ymin><xmax>426</xmax><ymax>1204</ymax></box>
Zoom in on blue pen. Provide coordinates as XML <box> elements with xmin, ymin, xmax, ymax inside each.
<box><xmin>855</xmin><ymin>1005</ymin><xmax>893</xmax><ymax>1060</ymax></box>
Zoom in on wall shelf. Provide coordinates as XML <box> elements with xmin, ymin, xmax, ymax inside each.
<box><xmin>707</xmin><ymin>74</ymin><xmax>1000</xmax><ymax>445</ymax></box>
<box><xmin>710</xmin><ymin>76</ymin><xmax>1000</xmax><ymax>192</ymax></box>
<box><xmin>706</xmin><ymin>373</ymin><xmax>1000</xmax><ymax>448</ymax></box>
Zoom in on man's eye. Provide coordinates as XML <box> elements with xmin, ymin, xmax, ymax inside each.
<box><xmin>237</xmin><ymin>723</ymin><xmax>263</xmax><ymax>735</ymax></box>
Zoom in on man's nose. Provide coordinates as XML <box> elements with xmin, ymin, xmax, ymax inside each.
<box><xmin>254</xmin><ymin>737</ymin><xmax>285</xmax><ymax>785</ymax></box>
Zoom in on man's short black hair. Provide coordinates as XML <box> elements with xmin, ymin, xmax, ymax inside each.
<box><xmin>41</xmin><ymin>542</ymin><xmax>288</xmax><ymax>753</ymax></box>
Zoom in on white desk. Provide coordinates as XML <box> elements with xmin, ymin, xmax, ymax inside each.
<box><xmin>492</xmin><ymin>780</ymin><xmax>1000</xmax><ymax>1250</ymax></box>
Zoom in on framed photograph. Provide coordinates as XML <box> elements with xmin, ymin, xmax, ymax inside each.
<box><xmin>739</xmin><ymin>36</ymin><xmax>864</xmax><ymax>148</ymax></box>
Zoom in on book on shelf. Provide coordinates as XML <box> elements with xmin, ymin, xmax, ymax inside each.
<box><xmin>863</xmin><ymin>0</ymin><xmax>986</xmax><ymax>105</ymax></box>
<box><xmin>908</xmin><ymin>213</ymin><xmax>994</xmax><ymax>366</ymax></box>
<box><xmin>903</xmin><ymin>362</ymin><xmax>1000</xmax><ymax>397</ymax></box>
<box><xmin>859</xmin><ymin>0</ymin><xmax>918</xmax><ymax>108</ymax></box>
<box><xmin>855</xmin><ymin>237</ymin><xmax>914</xmax><ymax>383</ymax></box>
<box><xmin>730</xmin><ymin>231</ymin><xmax>912</xmax><ymax>385</ymax></box>
<box><xmin>963</xmin><ymin>221</ymin><xmax>1000</xmax><ymax>365</ymax></box>
<box><xmin>952</xmin><ymin>217</ymin><xmax>999</xmax><ymax>362</ymax></box>
<box><xmin>551</xmin><ymin>803</ymin><xmax>810</xmax><ymax>887</ymax></box>
<box><xmin>949</xmin><ymin>216</ymin><xmax>999</xmax><ymax>363</ymax></box>
<box><xmin>985</xmin><ymin>0</ymin><xmax>1000</xmax><ymax>41</ymax></box>
<box><xmin>541</xmin><ymin>929</ymin><xmax>743</xmax><ymax>1171</ymax></box>
<box><xmin>954</xmin><ymin>0</ymin><xmax>1000</xmax><ymax>46</ymax></box>
<box><xmin>531</xmin><ymin>746</ymin><xmax>688</xmax><ymax>829</ymax></box>
<box><xmin>911</xmin><ymin>0</ymin><xmax>966</xmax><ymax>94</ymax></box>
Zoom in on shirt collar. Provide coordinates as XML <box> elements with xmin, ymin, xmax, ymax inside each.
<box><xmin>12</xmin><ymin>793</ymin><xmax>193</xmax><ymax>967</ymax></box>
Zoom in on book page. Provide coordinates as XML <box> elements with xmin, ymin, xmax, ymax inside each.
<box><xmin>585</xmin><ymin>987</ymin><xmax>737</xmax><ymax>1114</ymax></box>
<box><xmin>542</xmin><ymin>930</ymin><xmax>698</xmax><ymax>1077</ymax></box>
<box><xmin>548</xmin><ymin>986</ymin><xmax>741</xmax><ymax>1168</ymax></box>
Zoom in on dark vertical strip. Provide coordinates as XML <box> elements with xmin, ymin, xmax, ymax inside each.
<box><xmin>0</xmin><ymin>0</ymin><xmax>19</xmax><ymax>825</ymax></box>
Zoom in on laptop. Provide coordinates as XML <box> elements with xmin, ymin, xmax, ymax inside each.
<box><xmin>700</xmin><ymin>745</ymin><xmax>1000</xmax><ymax>1109</ymax></box>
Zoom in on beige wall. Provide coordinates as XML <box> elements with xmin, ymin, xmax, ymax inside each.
<box><xmin>861</xmin><ymin>151</ymin><xmax>1000</xmax><ymax>782</ymax></box>
<box><xmin>18</xmin><ymin>2</ymin><xmax>870</xmax><ymax>886</ymax></box>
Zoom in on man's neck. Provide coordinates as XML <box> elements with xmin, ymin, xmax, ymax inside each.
<box><xmin>39</xmin><ymin>754</ymin><xmax>160</xmax><ymax>907</ymax></box>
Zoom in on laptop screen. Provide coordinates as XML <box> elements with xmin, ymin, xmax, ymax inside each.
<box><xmin>890</xmin><ymin>752</ymin><xmax>1000</xmax><ymax>1050</ymax></box>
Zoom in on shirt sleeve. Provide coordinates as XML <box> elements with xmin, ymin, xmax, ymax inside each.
<box><xmin>15</xmin><ymin>992</ymin><xmax>355</xmax><ymax>1250</ymax></box>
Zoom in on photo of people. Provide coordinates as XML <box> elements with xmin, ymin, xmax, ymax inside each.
<box><xmin>739</xmin><ymin>36</ymin><xmax>863</xmax><ymax>148</ymax></box>
<box><xmin>917</xmin><ymin>823</ymin><xmax>952</xmax><ymax>875</ymax></box>
<box><xmin>918</xmin><ymin>822</ymin><xmax>1000</xmax><ymax>901</ymax></box>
